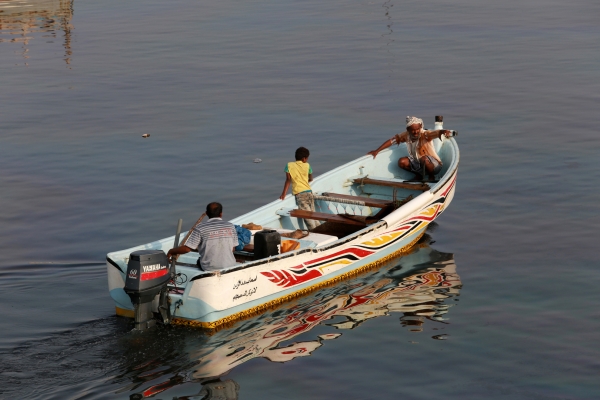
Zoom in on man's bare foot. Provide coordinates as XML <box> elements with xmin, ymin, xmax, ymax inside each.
<box><xmin>407</xmin><ymin>174</ymin><xmax>423</xmax><ymax>182</ymax></box>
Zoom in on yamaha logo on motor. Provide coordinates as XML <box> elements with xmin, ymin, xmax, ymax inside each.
<box><xmin>128</xmin><ymin>269</ymin><xmax>138</xmax><ymax>279</ymax></box>
<box><xmin>142</xmin><ymin>264</ymin><xmax>166</xmax><ymax>273</ymax></box>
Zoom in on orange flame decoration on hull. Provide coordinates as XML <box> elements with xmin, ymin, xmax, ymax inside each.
<box><xmin>260</xmin><ymin>175</ymin><xmax>456</xmax><ymax>289</ymax></box>
<box><xmin>190</xmin><ymin>252</ymin><xmax>460</xmax><ymax>378</ymax></box>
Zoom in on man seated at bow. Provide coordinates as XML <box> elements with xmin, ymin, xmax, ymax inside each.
<box><xmin>367</xmin><ymin>116</ymin><xmax>454</xmax><ymax>181</ymax></box>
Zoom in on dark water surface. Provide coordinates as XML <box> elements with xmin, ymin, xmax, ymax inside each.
<box><xmin>1</xmin><ymin>0</ymin><xmax>599</xmax><ymax>398</ymax></box>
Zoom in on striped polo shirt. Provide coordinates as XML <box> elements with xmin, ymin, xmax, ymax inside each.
<box><xmin>184</xmin><ymin>217</ymin><xmax>237</xmax><ymax>271</ymax></box>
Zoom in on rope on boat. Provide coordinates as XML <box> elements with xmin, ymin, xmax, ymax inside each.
<box><xmin>313</xmin><ymin>195</ymin><xmax>365</xmax><ymax>206</ymax></box>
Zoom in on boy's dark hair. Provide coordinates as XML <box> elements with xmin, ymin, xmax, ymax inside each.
<box><xmin>295</xmin><ymin>147</ymin><xmax>310</xmax><ymax>161</ymax></box>
<box><xmin>206</xmin><ymin>202</ymin><xmax>223</xmax><ymax>218</ymax></box>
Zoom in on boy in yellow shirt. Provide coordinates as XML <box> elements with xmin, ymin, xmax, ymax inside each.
<box><xmin>279</xmin><ymin>147</ymin><xmax>319</xmax><ymax>230</ymax></box>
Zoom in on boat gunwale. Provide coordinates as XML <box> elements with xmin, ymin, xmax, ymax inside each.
<box><xmin>107</xmin><ymin>257</ymin><xmax>124</xmax><ymax>273</ymax></box>
<box><xmin>184</xmin><ymin>139</ymin><xmax>459</xmax><ymax>282</ymax></box>
<box><xmin>107</xmin><ymin>138</ymin><xmax>459</xmax><ymax>283</ymax></box>
<box><xmin>431</xmin><ymin>137</ymin><xmax>460</xmax><ymax>194</ymax></box>
<box><xmin>187</xmin><ymin>220</ymin><xmax>388</xmax><ymax>281</ymax></box>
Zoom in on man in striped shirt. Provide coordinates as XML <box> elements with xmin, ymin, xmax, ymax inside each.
<box><xmin>167</xmin><ymin>202</ymin><xmax>237</xmax><ymax>271</ymax></box>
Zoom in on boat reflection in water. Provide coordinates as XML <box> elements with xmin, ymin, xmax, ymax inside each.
<box><xmin>0</xmin><ymin>0</ymin><xmax>74</xmax><ymax>64</ymax></box>
<box><xmin>124</xmin><ymin>237</ymin><xmax>461</xmax><ymax>399</ymax></box>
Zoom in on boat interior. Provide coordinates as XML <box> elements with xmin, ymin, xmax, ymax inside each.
<box><xmin>171</xmin><ymin>138</ymin><xmax>455</xmax><ymax>267</ymax></box>
<box><xmin>228</xmin><ymin>179</ymin><xmax>428</xmax><ymax>263</ymax></box>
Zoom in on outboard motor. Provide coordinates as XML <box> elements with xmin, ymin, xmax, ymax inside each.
<box><xmin>253</xmin><ymin>230</ymin><xmax>281</xmax><ymax>260</ymax></box>
<box><xmin>124</xmin><ymin>249</ymin><xmax>171</xmax><ymax>330</ymax></box>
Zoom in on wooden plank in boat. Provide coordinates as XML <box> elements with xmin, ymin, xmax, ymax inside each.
<box><xmin>319</xmin><ymin>192</ymin><xmax>394</xmax><ymax>208</ymax></box>
<box><xmin>288</xmin><ymin>209</ymin><xmax>366</xmax><ymax>226</ymax></box>
<box><xmin>352</xmin><ymin>177</ymin><xmax>429</xmax><ymax>191</ymax></box>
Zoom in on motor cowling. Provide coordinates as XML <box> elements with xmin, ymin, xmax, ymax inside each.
<box><xmin>124</xmin><ymin>250</ymin><xmax>171</xmax><ymax>330</ymax></box>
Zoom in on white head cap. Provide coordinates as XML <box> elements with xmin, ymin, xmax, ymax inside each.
<box><xmin>406</xmin><ymin>116</ymin><xmax>423</xmax><ymax>128</ymax></box>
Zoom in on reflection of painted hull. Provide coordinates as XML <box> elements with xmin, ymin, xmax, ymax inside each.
<box><xmin>120</xmin><ymin>245</ymin><xmax>460</xmax><ymax>398</ymax></box>
<box><xmin>107</xmin><ymin>137</ymin><xmax>459</xmax><ymax>329</ymax></box>
<box><xmin>189</xmin><ymin>246</ymin><xmax>460</xmax><ymax>379</ymax></box>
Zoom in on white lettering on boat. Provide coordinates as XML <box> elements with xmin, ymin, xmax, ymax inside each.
<box><xmin>142</xmin><ymin>264</ymin><xmax>166</xmax><ymax>273</ymax></box>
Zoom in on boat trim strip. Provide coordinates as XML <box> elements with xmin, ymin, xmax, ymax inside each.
<box><xmin>171</xmin><ymin>231</ymin><xmax>425</xmax><ymax>330</ymax></box>
<box><xmin>106</xmin><ymin>257</ymin><xmax>124</xmax><ymax>273</ymax></box>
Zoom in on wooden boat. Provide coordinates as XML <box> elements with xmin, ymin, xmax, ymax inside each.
<box><xmin>106</xmin><ymin>119</ymin><xmax>459</xmax><ymax>330</ymax></box>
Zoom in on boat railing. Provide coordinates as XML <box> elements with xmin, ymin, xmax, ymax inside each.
<box><xmin>184</xmin><ymin>140</ymin><xmax>459</xmax><ymax>280</ymax></box>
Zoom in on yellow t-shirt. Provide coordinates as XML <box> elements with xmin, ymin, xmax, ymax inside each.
<box><xmin>285</xmin><ymin>161</ymin><xmax>313</xmax><ymax>195</ymax></box>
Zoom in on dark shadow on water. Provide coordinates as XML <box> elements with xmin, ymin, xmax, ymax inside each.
<box><xmin>0</xmin><ymin>235</ymin><xmax>461</xmax><ymax>399</ymax></box>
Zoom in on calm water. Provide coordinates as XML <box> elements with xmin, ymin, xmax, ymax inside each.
<box><xmin>1</xmin><ymin>0</ymin><xmax>599</xmax><ymax>398</ymax></box>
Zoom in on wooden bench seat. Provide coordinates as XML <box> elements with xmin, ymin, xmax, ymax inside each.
<box><xmin>288</xmin><ymin>209</ymin><xmax>367</xmax><ymax>226</ymax></box>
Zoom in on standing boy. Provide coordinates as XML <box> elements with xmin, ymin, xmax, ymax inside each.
<box><xmin>279</xmin><ymin>147</ymin><xmax>319</xmax><ymax>230</ymax></box>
